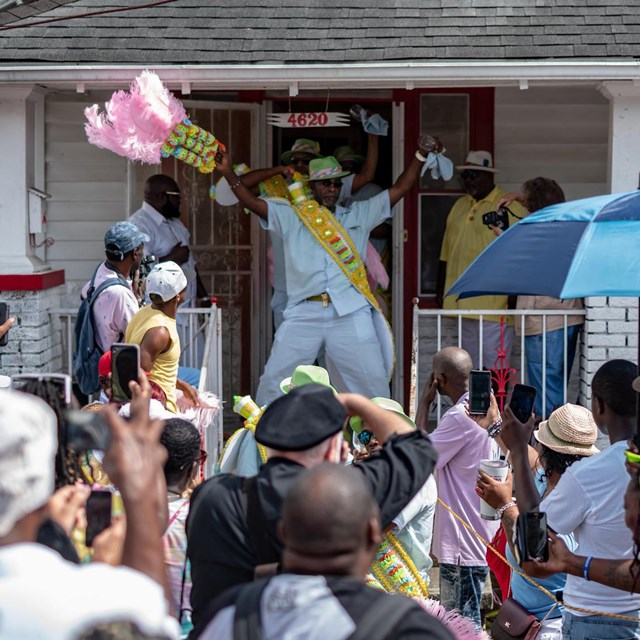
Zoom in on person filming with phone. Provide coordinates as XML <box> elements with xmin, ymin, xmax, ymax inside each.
<box><xmin>491</xmin><ymin>360</ymin><xmax>640</xmax><ymax>639</ymax></box>
<box><xmin>415</xmin><ymin>346</ymin><xmax>501</xmax><ymax>630</ymax></box>
<box><xmin>475</xmin><ymin>401</ymin><xmax>599</xmax><ymax>638</ymax></box>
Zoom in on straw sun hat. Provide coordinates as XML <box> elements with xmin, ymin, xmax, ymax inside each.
<box><xmin>533</xmin><ymin>403</ymin><xmax>599</xmax><ymax>456</ymax></box>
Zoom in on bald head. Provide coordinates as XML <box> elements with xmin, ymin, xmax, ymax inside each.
<box><xmin>281</xmin><ymin>464</ymin><xmax>379</xmax><ymax>558</ymax></box>
<box><xmin>144</xmin><ymin>174</ymin><xmax>177</xmax><ymax>199</ymax></box>
<box><xmin>433</xmin><ymin>347</ymin><xmax>472</xmax><ymax>384</ymax></box>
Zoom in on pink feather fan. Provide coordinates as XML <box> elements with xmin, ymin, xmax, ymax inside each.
<box><xmin>84</xmin><ymin>70</ymin><xmax>186</xmax><ymax>164</ymax></box>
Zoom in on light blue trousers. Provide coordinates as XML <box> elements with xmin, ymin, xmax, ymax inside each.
<box><xmin>256</xmin><ymin>302</ymin><xmax>389</xmax><ymax>406</ymax></box>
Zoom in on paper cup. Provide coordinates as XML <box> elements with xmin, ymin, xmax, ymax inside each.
<box><xmin>478</xmin><ymin>459</ymin><xmax>509</xmax><ymax>520</ymax></box>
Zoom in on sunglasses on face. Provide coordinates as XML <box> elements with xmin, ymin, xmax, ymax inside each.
<box><xmin>317</xmin><ymin>179</ymin><xmax>343</xmax><ymax>189</ymax></box>
<box><xmin>291</xmin><ymin>156</ymin><xmax>311</xmax><ymax>165</ymax></box>
<box><xmin>358</xmin><ymin>430</ymin><xmax>374</xmax><ymax>446</ymax></box>
<box><xmin>460</xmin><ymin>170</ymin><xmax>480</xmax><ymax>181</ymax></box>
<box><xmin>163</xmin><ymin>190</ymin><xmax>181</xmax><ymax>198</ymax></box>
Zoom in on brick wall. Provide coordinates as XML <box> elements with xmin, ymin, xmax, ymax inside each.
<box><xmin>580</xmin><ymin>296</ymin><xmax>638</xmax><ymax>404</ymax></box>
<box><xmin>0</xmin><ymin>286</ymin><xmax>63</xmax><ymax>376</ymax></box>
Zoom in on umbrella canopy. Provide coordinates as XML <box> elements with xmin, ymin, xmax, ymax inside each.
<box><xmin>447</xmin><ymin>189</ymin><xmax>640</xmax><ymax>300</ymax></box>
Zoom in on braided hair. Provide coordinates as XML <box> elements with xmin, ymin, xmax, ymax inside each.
<box><xmin>160</xmin><ymin>418</ymin><xmax>201</xmax><ymax>484</ymax></box>
<box><xmin>18</xmin><ymin>378</ymin><xmax>84</xmax><ymax>487</ymax></box>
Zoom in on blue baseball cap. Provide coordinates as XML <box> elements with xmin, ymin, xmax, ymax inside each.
<box><xmin>104</xmin><ymin>221</ymin><xmax>149</xmax><ymax>259</ymax></box>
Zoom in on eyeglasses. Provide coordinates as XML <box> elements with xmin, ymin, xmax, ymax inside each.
<box><xmin>358</xmin><ymin>430</ymin><xmax>374</xmax><ymax>447</ymax></box>
<box><xmin>317</xmin><ymin>179</ymin><xmax>343</xmax><ymax>189</ymax></box>
<box><xmin>163</xmin><ymin>191</ymin><xmax>181</xmax><ymax>197</ymax></box>
<box><xmin>460</xmin><ymin>170</ymin><xmax>480</xmax><ymax>181</ymax></box>
<box><xmin>291</xmin><ymin>156</ymin><xmax>311</xmax><ymax>165</ymax></box>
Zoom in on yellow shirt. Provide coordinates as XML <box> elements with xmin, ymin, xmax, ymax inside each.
<box><xmin>440</xmin><ymin>186</ymin><xmax>528</xmax><ymax>322</ymax></box>
<box><xmin>125</xmin><ymin>305</ymin><xmax>180</xmax><ymax>413</ymax></box>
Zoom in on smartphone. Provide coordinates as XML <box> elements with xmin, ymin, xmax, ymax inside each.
<box><xmin>12</xmin><ymin>373</ymin><xmax>72</xmax><ymax>407</ymax></box>
<box><xmin>0</xmin><ymin>302</ymin><xmax>9</xmax><ymax>347</ymax></box>
<box><xmin>509</xmin><ymin>384</ymin><xmax>537</xmax><ymax>423</ymax></box>
<box><xmin>516</xmin><ymin>512</ymin><xmax>549</xmax><ymax>563</ymax></box>
<box><xmin>469</xmin><ymin>370</ymin><xmax>492</xmax><ymax>415</ymax></box>
<box><xmin>64</xmin><ymin>409</ymin><xmax>110</xmax><ymax>451</ymax></box>
<box><xmin>85</xmin><ymin>490</ymin><xmax>113</xmax><ymax>547</ymax></box>
<box><xmin>111</xmin><ymin>343</ymin><xmax>140</xmax><ymax>404</ymax></box>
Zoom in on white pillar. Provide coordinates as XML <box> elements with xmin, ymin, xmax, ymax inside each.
<box><xmin>599</xmin><ymin>81</ymin><xmax>640</xmax><ymax>193</ymax></box>
<box><xmin>0</xmin><ymin>86</ymin><xmax>48</xmax><ymax>274</ymax></box>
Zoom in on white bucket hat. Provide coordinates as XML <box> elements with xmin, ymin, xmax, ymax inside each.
<box><xmin>0</xmin><ymin>390</ymin><xmax>57</xmax><ymax>536</ymax></box>
<box><xmin>456</xmin><ymin>150</ymin><xmax>499</xmax><ymax>174</ymax></box>
<box><xmin>146</xmin><ymin>261</ymin><xmax>188</xmax><ymax>302</ymax></box>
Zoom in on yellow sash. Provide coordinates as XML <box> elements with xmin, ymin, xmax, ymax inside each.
<box><xmin>260</xmin><ymin>175</ymin><xmax>394</xmax><ymax>379</ymax></box>
<box><xmin>292</xmin><ymin>198</ymin><xmax>395</xmax><ymax>379</ymax></box>
<box><xmin>365</xmin><ymin>531</ymin><xmax>429</xmax><ymax>598</ymax></box>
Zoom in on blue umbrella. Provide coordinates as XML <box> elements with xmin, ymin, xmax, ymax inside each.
<box><xmin>447</xmin><ymin>188</ymin><xmax>640</xmax><ymax>433</ymax></box>
<box><xmin>447</xmin><ymin>189</ymin><xmax>640</xmax><ymax>300</ymax></box>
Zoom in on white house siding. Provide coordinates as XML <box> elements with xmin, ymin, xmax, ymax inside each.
<box><xmin>45</xmin><ymin>92</ymin><xmax>128</xmax><ymax>307</ymax></box>
<box><xmin>494</xmin><ymin>84</ymin><xmax>609</xmax><ymax>199</ymax></box>
<box><xmin>417</xmin><ymin>85</ymin><xmax>610</xmax><ymax>415</ymax></box>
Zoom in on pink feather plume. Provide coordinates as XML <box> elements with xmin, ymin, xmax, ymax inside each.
<box><xmin>84</xmin><ymin>70</ymin><xmax>187</xmax><ymax>164</ymax></box>
<box><xmin>365</xmin><ymin>241</ymin><xmax>390</xmax><ymax>292</ymax></box>
<box><xmin>414</xmin><ymin>598</ymin><xmax>491</xmax><ymax>640</ymax></box>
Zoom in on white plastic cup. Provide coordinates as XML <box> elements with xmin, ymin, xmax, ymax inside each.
<box><xmin>478</xmin><ymin>459</ymin><xmax>509</xmax><ymax>520</ymax></box>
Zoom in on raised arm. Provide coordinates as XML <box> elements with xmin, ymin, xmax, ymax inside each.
<box><xmin>388</xmin><ymin>153</ymin><xmax>423</xmax><ymax>208</ymax></box>
<box><xmin>351</xmin><ymin>133</ymin><xmax>379</xmax><ymax>194</ymax></box>
<box><xmin>216</xmin><ymin>150</ymin><xmax>269</xmax><ymax>220</ymax></box>
<box><xmin>241</xmin><ymin>165</ymin><xmax>291</xmax><ymax>190</ymax></box>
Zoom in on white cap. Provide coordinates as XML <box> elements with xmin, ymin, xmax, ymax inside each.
<box><xmin>146</xmin><ymin>261</ymin><xmax>188</xmax><ymax>302</ymax></box>
<box><xmin>456</xmin><ymin>150</ymin><xmax>499</xmax><ymax>173</ymax></box>
<box><xmin>0</xmin><ymin>390</ymin><xmax>57</xmax><ymax>537</ymax></box>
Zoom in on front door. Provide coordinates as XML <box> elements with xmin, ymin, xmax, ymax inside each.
<box><xmin>158</xmin><ymin>100</ymin><xmax>267</xmax><ymax>427</ymax></box>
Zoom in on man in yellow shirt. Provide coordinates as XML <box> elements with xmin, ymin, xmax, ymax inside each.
<box><xmin>125</xmin><ymin>261</ymin><xmax>199</xmax><ymax>413</ymax></box>
<box><xmin>438</xmin><ymin>151</ymin><xmax>527</xmax><ymax>369</ymax></box>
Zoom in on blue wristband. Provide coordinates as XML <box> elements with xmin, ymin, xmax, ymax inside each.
<box><xmin>583</xmin><ymin>556</ymin><xmax>593</xmax><ymax>581</ymax></box>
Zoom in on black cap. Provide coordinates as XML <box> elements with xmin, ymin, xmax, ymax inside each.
<box><xmin>255</xmin><ymin>384</ymin><xmax>346</xmax><ymax>451</ymax></box>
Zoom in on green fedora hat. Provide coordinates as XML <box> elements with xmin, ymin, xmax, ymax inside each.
<box><xmin>349</xmin><ymin>397</ymin><xmax>416</xmax><ymax>435</ymax></box>
<box><xmin>280</xmin><ymin>364</ymin><xmax>337</xmax><ymax>395</ymax></box>
<box><xmin>333</xmin><ymin>145</ymin><xmax>365</xmax><ymax>165</ymax></box>
<box><xmin>306</xmin><ymin>156</ymin><xmax>351</xmax><ymax>182</ymax></box>
<box><xmin>281</xmin><ymin>138</ymin><xmax>323</xmax><ymax>165</ymax></box>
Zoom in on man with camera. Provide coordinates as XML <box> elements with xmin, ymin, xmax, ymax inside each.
<box><xmin>81</xmin><ymin>221</ymin><xmax>147</xmax><ymax>354</ymax></box>
<box><xmin>129</xmin><ymin>174</ymin><xmax>211</xmax><ymax>312</ymax></box>
<box><xmin>438</xmin><ymin>151</ymin><xmax>527</xmax><ymax>369</ymax></box>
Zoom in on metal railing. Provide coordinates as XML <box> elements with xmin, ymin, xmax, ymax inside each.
<box><xmin>410</xmin><ymin>304</ymin><xmax>587</xmax><ymax>421</ymax></box>
<box><xmin>52</xmin><ymin>306</ymin><xmax>224</xmax><ymax>476</ymax></box>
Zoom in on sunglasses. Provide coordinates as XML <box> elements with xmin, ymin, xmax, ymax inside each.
<box><xmin>358</xmin><ymin>430</ymin><xmax>374</xmax><ymax>447</ymax></box>
<box><xmin>460</xmin><ymin>170</ymin><xmax>480</xmax><ymax>181</ymax></box>
<box><xmin>163</xmin><ymin>190</ymin><xmax>181</xmax><ymax>197</ymax></box>
<box><xmin>291</xmin><ymin>156</ymin><xmax>311</xmax><ymax>165</ymax></box>
<box><xmin>317</xmin><ymin>179</ymin><xmax>343</xmax><ymax>188</ymax></box>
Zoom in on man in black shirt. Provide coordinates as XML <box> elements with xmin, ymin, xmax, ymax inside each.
<box><xmin>191</xmin><ymin>463</ymin><xmax>452</xmax><ymax>640</ymax></box>
<box><xmin>186</xmin><ymin>384</ymin><xmax>438</xmax><ymax>625</ymax></box>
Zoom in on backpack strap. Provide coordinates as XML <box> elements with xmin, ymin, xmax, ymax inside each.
<box><xmin>232</xmin><ymin>579</ymin><xmax>269</xmax><ymax>640</ymax></box>
<box><xmin>347</xmin><ymin>594</ymin><xmax>419</xmax><ymax>640</ymax></box>
<box><xmin>241</xmin><ymin>476</ymin><xmax>280</xmax><ymax>567</ymax></box>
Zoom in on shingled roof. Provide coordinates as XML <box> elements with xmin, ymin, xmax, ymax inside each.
<box><xmin>0</xmin><ymin>0</ymin><xmax>638</xmax><ymax>65</ymax></box>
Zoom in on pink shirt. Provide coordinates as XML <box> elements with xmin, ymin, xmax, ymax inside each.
<box><xmin>430</xmin><ymin>393</ymin><xmax>500</xmax><ymax>566</ymax></box>
<box><xmin>81</xmin><ymin>262</ymin><xmax>139</xmax><ymax>354</ymax></box>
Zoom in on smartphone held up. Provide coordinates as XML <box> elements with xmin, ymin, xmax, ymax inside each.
<box><xmin>85</xmin><ymin>489</ymin><xmax>113</xmax><ymax>547</ymax></box>
<box><xmin>110</xmin><ymin>343</ymin><xmax>140</xmax><ymax>405</ymax></box>
<box><xmin>509</xmin><ymin>384</ymin><xmax>537</xmax><ymax>424</ymax></box>
<box><xmin>515</xmin><ymin>511</ymin><xmax>549</xmax><ymax>564</ymax></box>
<box><xmin>469</xmin><ymin>370</ymin><xmax>492</xmax><ymax>415</ymax></box>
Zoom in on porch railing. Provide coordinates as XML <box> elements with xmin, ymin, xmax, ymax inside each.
<box><xmin>52</xmin><ymin>306</ymin><xmax>224</xmax><ymax>476</ymax></box>
<box><xmin>410</xmin><ymin>303</ymin><xmax>587</xmax><ymax>422</ymax></box>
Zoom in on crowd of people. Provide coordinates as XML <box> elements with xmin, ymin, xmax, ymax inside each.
<box><xmin>0</xmin><ymin>111</ymin><xmax>637</xmax><ymax>639</ymax></box>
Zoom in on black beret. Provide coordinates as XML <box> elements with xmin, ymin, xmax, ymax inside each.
<box><xmin>255</xmin><ymin>384</ymin><xmax>346</xmax><ymax>451</ymax></box>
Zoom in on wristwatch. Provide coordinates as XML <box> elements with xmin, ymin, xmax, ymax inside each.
<box><xmin>487</xmin><ymin>419</ymin><xmax>503</xmax><ymax>439</ymax></box>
